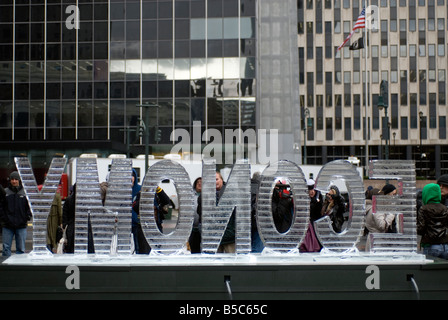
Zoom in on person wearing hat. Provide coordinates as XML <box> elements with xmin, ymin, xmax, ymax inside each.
<box><xmin>437</xmin><ymin>174</ymin><xmax>448</xmax><ymax>207</ymax></box>
<box><xmin>417</xmin><ymin>183</ymin><xmax>448</xmax><ymax>259</ymax></box>
<box><xmin>321</xmin><ymin>185</ymin><xmax>346</xmax><ymax>233</ymax></box>
<box><xmin>380</xmin><ymin>183</ymin><xmax>397</xmax><ymax>196</ymax></box>
<box><xmin>0</xmin><ymin>171</ymin><xmax>32</xmax><ymax>256</ymax></box>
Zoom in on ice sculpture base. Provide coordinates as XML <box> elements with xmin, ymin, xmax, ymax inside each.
<box><xmin>1</xmin><ymin>252</ymin><xmax>431</xmax><ymax>266</ymax></box>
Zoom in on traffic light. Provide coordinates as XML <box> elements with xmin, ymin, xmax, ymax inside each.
<box><xmin>155</xmin><ymin>128</ymin><xmax>162</xmax><ymax>142</ymax></box>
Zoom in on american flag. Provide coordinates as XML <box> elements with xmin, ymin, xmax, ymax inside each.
<box><xmin>337</xmin><ymin>8</ymin><xmax>366</xmax><ymax>51</ymax></box>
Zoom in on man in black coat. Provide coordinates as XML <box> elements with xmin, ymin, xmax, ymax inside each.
<box><xmin>0</xmin><ymin>171</ymin><xmax>32</xmax><ymax>256</ymax></box>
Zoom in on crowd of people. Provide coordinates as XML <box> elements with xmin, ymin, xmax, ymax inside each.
<box><xmin>1</xmin><ymin>169</ymin><xmax>448</xmax><ymax>260</ymax></box>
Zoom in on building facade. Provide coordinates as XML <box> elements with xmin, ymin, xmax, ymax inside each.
<box><xmin>0</xmin><ymin>0</ymin><xmax>259</xmax><ymax>176</ymax></box>
<box><xmin>298</xmin><ymin>0</ymin><xmax>448</xmax><ymax>178</ymax></box>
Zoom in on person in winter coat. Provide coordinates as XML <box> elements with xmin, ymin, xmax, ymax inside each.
<box><xmin>365</xmin><ymin>186</ymin><xmax>396</xmax><ymax>234</ymax></box>
<box><xmin>130</xmin><ymin>168</ymin><xmax>150</xmax><ymax>254</ymax></box>
<box><xmin>250</xmin><ymin>172</ymin><xmax>264</xmax><ymax>253</ymax></box>
<box><xmin>0</xmin><ymin>171</ymin><xmax>32</xmax><ymax>256</ymax></box>
<box><xmin>299</xmin><ymin>179</ymin><xmax>323</xmax><ymax>253</ymax></box>
<box><xmin>308</xmin><ymin>179</ymin><xmax>323</xmax><ymax>222</ymax></box>
<box><xmin>437</xmin><ymin>174</ymin><xmax>448</xmax><ymax>207</ymax></box>
<box><xmin>46</xmin><ymin>191</ymin><xmax>62</xmax><ymax>253</ymax></box>
<box><xmin>196</xmin><ymin>172</ymin><xmax>236</xmax><ymax>253</ymax></box>
<box><xmin>321</xmin><ymin>185</ymin><xmax>346</xmax><ymax>233</ymax></box>
<box><xmin>417</xmin><ymin>183</ymin><xmax>448</xmax><ymax>259</ymax></box>
<box><xmin>189</xmin><ymin>177</ymin><xmax>202</xmax><ymax>253</ymax></box>
<box><xmin>271</xmin><ymin>179</ymin><xmax>294</xmax><ymax>233</ymax></box>
<box><xmin>62</xmin><ymin>184</ymin><xmax>76</xmax><ymax>253</ymax></box>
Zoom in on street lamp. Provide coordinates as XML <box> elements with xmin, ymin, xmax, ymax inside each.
<box><xmin>303</xmin><ymin>108</ymin><xmax>310</xmax><ymax>165</ymax></box>
<box><xmin>419</xmin><ymin>111</ymin><xmax>424</xmax><ymax>177</ymax></box>
<box><xmin>378</xmin><ymin>80</ymin><xmax>389</xmax><ymax>160</ymax></box>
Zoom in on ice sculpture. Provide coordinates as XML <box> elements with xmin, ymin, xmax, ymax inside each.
<box><xmin>313</xmin><ymin>160</ymin><xmax>366</xmax><ymax>254</ymax></box>
<box><xmin>139</xmin><ymin>160</ymin><xmax>194</xmax><ymax>255</ymax></box>
<box><xmin>15</xmin><ymin>157</ymin><xmax>67</xmax><ymax>255</ymax></box>
<box><xmin>201</xmin><ymin>159</ymin><xmax>251</xmax><ymax>254</ymax></box>
<box><xmin>75</xmin><ymin>157</ymin><xmax>133</xmax><ymax>254</ymax></box>
<box><xmin>102</xmin><ymin>158</ymin><xmax>133</xmax><ymax>254</ymax></box>
<box><xmin>367</xmin><ymin>160</ymin><xmax>417</xmax><ymax>254</ymax></box>
<box><xmin>256</xmin><ymin>160</ymin><xmax>309</xmax><ymax>253</ymax></box>
<box><xmin>14</xmin><ymin>156</ymin><xmax>420</xmax><ymax>259</ymax></box>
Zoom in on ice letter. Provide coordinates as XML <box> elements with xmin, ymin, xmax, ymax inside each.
<box><xmin>257</xmin><ymin>160</ymin><xmax>309</xmax><ymax>254</ymax></box>
<box><xmin>367</xmin><ymin>160</ymin><xmax>417</xmax><ymax>254</ymax></box>
<box><xmin>103</xmin><ymin>158</ymin><xmax>133</xmax><ymax>254</ymax></box>
<box><xmin>75</xmin><ymin>158</ymin><xmax>132</xmax><ymax>254</ymax></box>
<box><xmin>201</xmin><ymin>159</ymin><xmax>251</xmax><ymax>254</ymax></box>
<box><xmin>15</xmin><ymin>157</ymin><xmax>67</xmax><ymax>255</ymax></box>
<box><xmin>314</xmin><ymin>160</ymin><xmax>365</xmax><ymax>254</ymax></box>
<box><xmin>139</xmin><ymin>160</ymin><xmax>194</xmax><ymax>255</ymax></box>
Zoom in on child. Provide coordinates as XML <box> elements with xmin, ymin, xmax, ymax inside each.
<box><xmin>417</xmin><ymin>183</ymin><xmax>448</xmax><ymax>259</ymax></box>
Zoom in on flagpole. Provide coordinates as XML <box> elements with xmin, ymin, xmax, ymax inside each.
<box><xmin>364</xmin><ymin>1</ymin><xmax>369</xmax><ymax>174</ymax></box>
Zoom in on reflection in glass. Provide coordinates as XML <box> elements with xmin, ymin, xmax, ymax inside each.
<box><xmin>191</xmin><ymin>58</ymin><xmax>206</xmax><ymax>79</ymax></box>
<box><xmin>208</xmin><ymin>18</ymin><xmax>223</xmax><ymax>39</ymax></box>
<box><xmin>94</xmin><ymin>61</ymin><xmax>108</xmax><ymax>81</ymax></box>
<box><xmin>241</xmin><ymin>98</ymin><xmax>256</xmax><ymax>125</ymax></box>
<box><xmin>110</xmin><ymin>60</ymin><xmax>125</xmax><ymax>80</ymax></box>
<box><xmin>207</xmin><ymin>79</ymin><xmax>223</xmax><ymax>97</ymax></box>
<box><xmin>241</xmin><ymin>79</ymin><xmax>255</xmax><ymax>97</ymax></box>
<box><xmin>191</xmin><ymin>98</ymin><xmax>205</xmax><ymax>122</ymax></box>
<box><xmin>174</xmin><ymin>59</ymin><xmax>191</xmax><ymax>80</ymax></box>
<box><xmin>207</xmin><ymin>58</ymin><xmax>223</xmax><ymax>79</ymax></box>
<box><xmin>110</xmin><ymin>100</ymin><xmax>125</xmax><ymax>126</ymax></box>
<box><xmin>142</xmin><ymin>59</ymin><xmax>158</xmax><ymax>80</ymax></box>
<box><xmin>125</xmin><ymin>59</ymin><xmax>141</xmax><ymax>76</ymax></box>
<box><xmin>224</xmin><ymin>18</ymin><xmax>239</xmax><ymax>39</ymax></box>
<box><xmin>46</xmin><ymin>62</ymin><xmax>61</xmax><ymax>82</ymax></box>
<box><xmin>110</xmin><ymin>42</ymin><xmax>125</xmax><ymax>60</ymax></box>
<box><xmin>191</xmin><ymin>80</ymin><xmax>206</xmax><ymax>97</ymax></box>
<box><xmin>240</xmin><ymin>57</ymin><xmax>255</xmax><ymax>78</ymax></box>
<box><xmin>78</xmin><ymin>101</ymin><xmax>93</xmax><ymax>127</ymax></box>
<box><xmin>190</xmin><ymin>19</ymin><xmax>206</xmax><ymax>40</ymax></box>
<box><xmin>78</xmin><ymin>61</ymin><xmax>93</xmax><ymax>81</ymax></box>
<box><xmin>30</xmin><ymin>62</ymin><xmax>44</xmax><ymax>82</ymax></box>
<box><xmin>94</xmin><ymin>101</ymin><xmax>108</xmax><ymax>127</ymax></box>
<box><xmin>158</xmin><ymin>80</ymin><xmax>173</xmax><ymax>98</ymax></box>
<box><xmin>62</xmin><ymin>62</ymin><xmax>77</xmax><ymax>81</ymax></box>
<box><xmin>158</xmin><ymin>99</ymin><xmax>174</xmax><ymax>126</ymax></box>
<box><xmin>223</xmin><ymin>100</ymin><xmax>239</xmax><ymax>125</ymax></box>
<box><xmin>175</xmin><ymin>80</ymin><xmax>190</xmax><ymax>97</ymax></box>
<box><xmin>207</xmin><ymin>98</ymin><xmax>223</xmax><ymax>125</ymax></box>
<box><xmin>175</xmin><ymin>99</ymin><xmax>190</xmax><ymax>125</ymax></box>
<box><xmin>223</xmin><ymin>80</ymin><xmax>239</xmax><ymax>97</ymax></box>
<box><xmin>223</xmin><ymin>58</ymin><xmax>239</xmax><ymax>79</ymax></box>
<box><xmin>158</xmin><ymin>59</ymin><xmax>174</xmax><ymax>80</ymax></box>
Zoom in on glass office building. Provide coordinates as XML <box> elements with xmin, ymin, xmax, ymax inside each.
<box><xmin>0</xmin><ymin>0</ymin><xmax>257</xmax><ymax>173</ymax></box>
